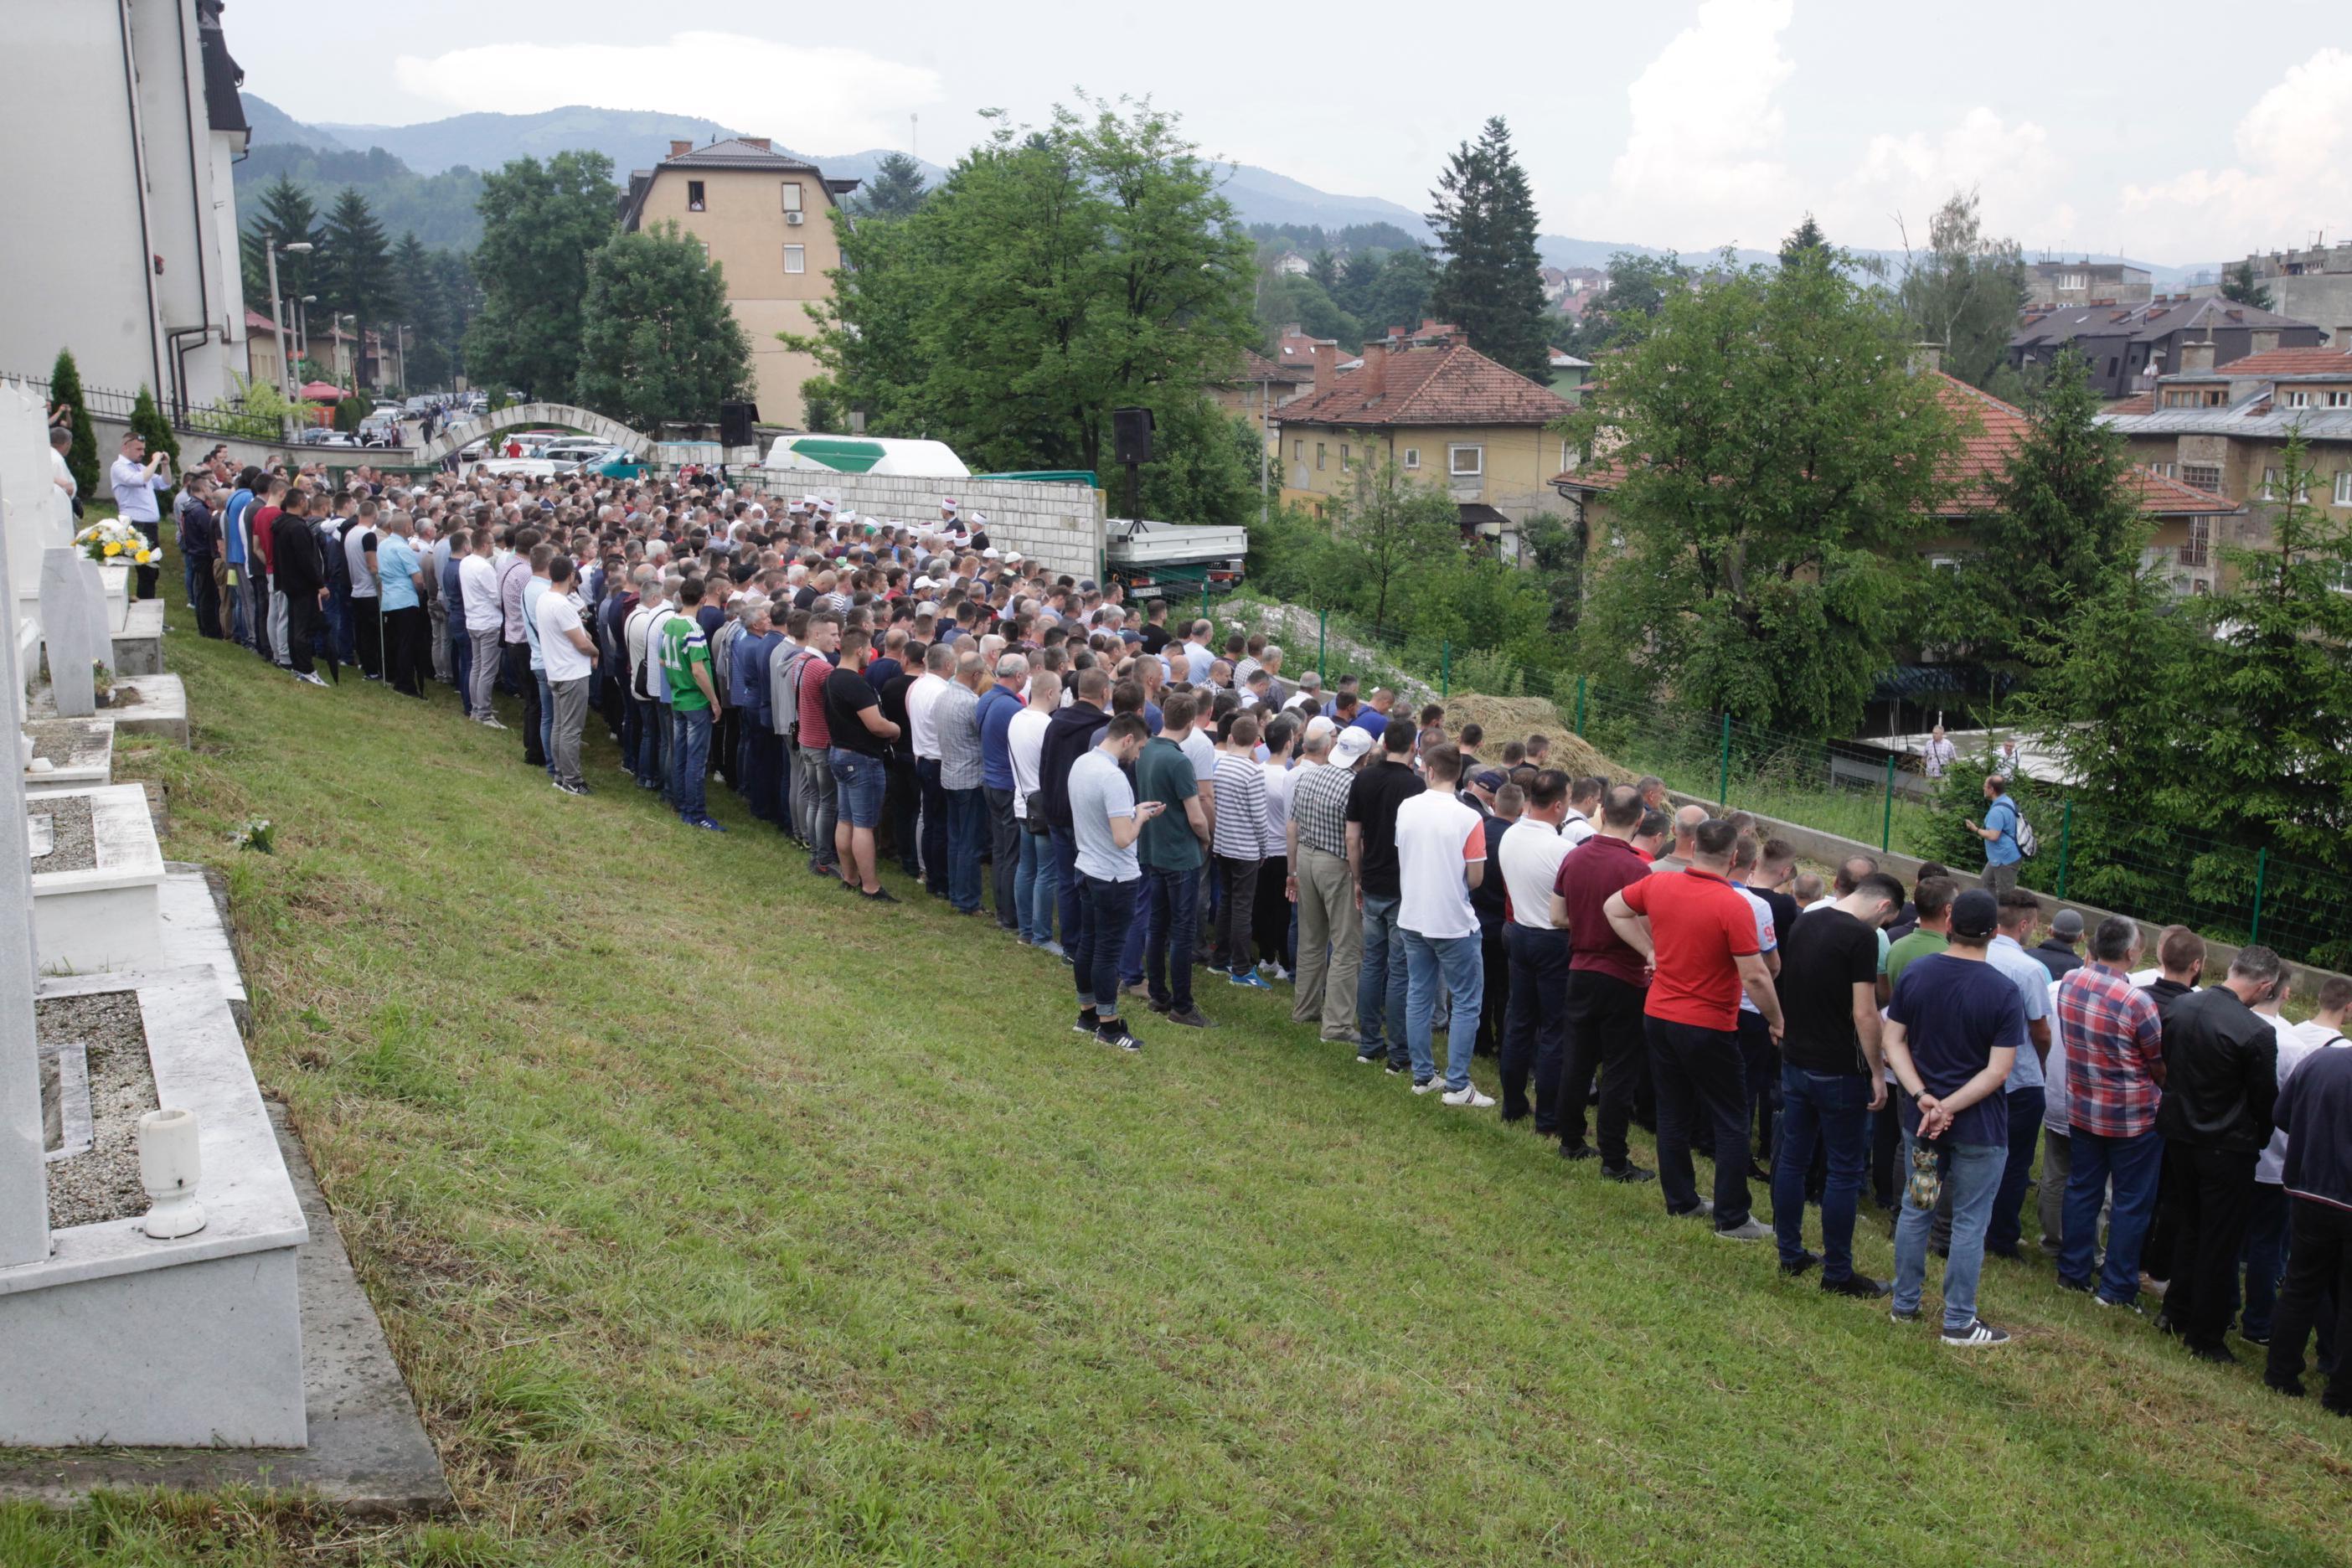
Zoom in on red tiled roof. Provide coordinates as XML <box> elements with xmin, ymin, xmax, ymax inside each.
<box><xmin>2103</xmin><ymin>390</ymin><xmax>2154</xmax><ymax>415</ymax></box>
<box><xmin>1227</xmin><ymin>348</ymin><xmax>1304</xmax><ymax>385</ymax></box>
<box><xmin>1277</xmin><ymin>341</ymin><xmax>1570</xmax><ymax>429</ymax></box>
<box><xmin>1552</xmin><ymin>370</ymin><xmax>2241</xmax><ymax>518</ymax></box>
<box><xmin>2205</xmin><ymin>347</ymin><xmax>2352</xmax><ymax>379</ymax></box>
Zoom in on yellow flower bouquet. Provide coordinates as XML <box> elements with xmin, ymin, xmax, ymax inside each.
<box><xmin>73</xmin><ymin>519</ymin><xmax>143</xmax><ymax>565</ymax></box>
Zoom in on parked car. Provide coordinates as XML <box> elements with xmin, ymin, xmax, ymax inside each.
<box><xmin>293</xmin><ymin>426</ymin><xmax>356</xmax><ymax>446</ymax></box>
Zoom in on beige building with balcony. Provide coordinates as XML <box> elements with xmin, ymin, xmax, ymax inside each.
<box><xmin>620</xmin><ymin>137</ymin><xmax>860</xmax><ymax>429</ymax></box>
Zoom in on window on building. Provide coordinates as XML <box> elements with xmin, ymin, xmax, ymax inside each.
<box><xmin>1315</xmin><ymin>442</ymin><xmax>1326</xmax><ymax>472</ymax></box>
<box><xmin>1928</xmin><ymin>554</ymin><xmax>1960</xmax><ymax>573</ymax></box>
<box><xmin>783</xmin><ymin>245</ymin><xmax>805</xmax><ymax>274</ymax></box>
<box><xmin>781</xmin><ymin>181</ymin><xmax>803</xmax><ymax>212</ymax></box>
<box><xmin>1292</xmin><ymin>439</ymin><xmax>1302</xmax><ymax>462</ymax></box>
<box><xmin>2324</xmin><ymin>390</ymin><xmax>2351</xmax><ymax>408</ymax></box>
<box><xmin>2182</xmin><ymin>463</ymin><xmax>2222</xmax><ymax>493</ymax></box>
<box><xmin>2262</xmin><ymin>467</ymin><xmax>2281</xmax><ymax>500</ymax></box>
<box><xmin>1403</xmin><ymin>447</ymin><xmax>1421</xmax><ymax>470</ymax></box>
<box><xmin>2152</xmin><ymin>462</ymin><xmax>2177</xmax><ymax>478</ymax></box>
<box><xmin>2178</xmin><ymin>515</ymin><xmax>2211</xmax><ymax>567</ymax></box>
<box><xmin>1448</xmin><ymin>444</ymin><xmax>1483</xmax><ymax>477</ymax></box>
<box><xmin>2060</xmin><ymin>272</ymin><xmax>2086</xmax><ymax>291</ymax></box>
<box><xmin>2284</xmin><ymin>389</ymin><xmax>2312</xmax><ymax>409</ymax></box>
<box><xmin>1339</xmin><ymin>442</ymin><xmax>1349</xmax><ymax>470</ymax></box>
<box><xmin>2106</xmin><ymin>356</ymin><xmax>2119</xmax><ymax>379</ymax></box>
<box><xmin>687</xmin><ymin>180</ymin><xmax>706</xmax><ymax>211</ymax></box>
<box><xmin>2338</xmin><ymin>471</ymin><xmax>2352</xmax><ymax>506</ymax></box>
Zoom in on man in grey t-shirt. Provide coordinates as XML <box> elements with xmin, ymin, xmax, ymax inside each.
<box><xmin>1068</xmin><ymin>714</ymin><xmax>1161</xmax><ymax>1051</ymax></box>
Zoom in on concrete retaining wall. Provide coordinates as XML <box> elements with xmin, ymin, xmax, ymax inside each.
<box><xmin>767</xmin><ymin>472</ymin><xmax>1106</xmax><ymax>584</ymax></box>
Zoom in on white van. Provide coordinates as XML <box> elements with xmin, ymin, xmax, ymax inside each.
<box><xmin>762</xmin><ymin>434</ymin><xmax>970</xmax><ymax>478</ymax></box>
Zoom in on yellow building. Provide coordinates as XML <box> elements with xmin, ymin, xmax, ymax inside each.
<box><xmin>1273</xmin><ymin>325</ymin><xmax>1576</xmax><ymax>558</ymax></box>
<box><xmin>620</xmin><ymin>137</ymin><xmax>859</xmax><ymax>430</ymax></box>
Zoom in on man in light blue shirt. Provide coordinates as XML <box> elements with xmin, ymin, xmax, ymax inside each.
<box><xmin>1966</xmin><ymin>773</ymin><xmax>2024</xmax><ymax>896</ymax></box>
<box><xmin>1984</xmin><ymin>889</ymin><xmax>2055</xmax><ymax>1259</ymax></box>
<box><xmin>374</xmin><ymin>514</ymin><xmax>428</xmax><ymax>698</ymax></box>
<box><xmin>107</xmin><ymin>432</ymin><xmax>171</xmax><ymax>601</ymax></box>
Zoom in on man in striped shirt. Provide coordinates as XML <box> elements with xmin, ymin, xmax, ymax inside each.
<box><xmin>1288</xmin><ymin>725</ymin><xmax>1366</xmax><ymax>1040</ymax></box>
<box><xmin>1210</xmin><ymin>713</ymin><xmax>1273</xmax><ymax>989</ymax></box>
<box><xmin>2055</xmin><ymin>916</ymin><xmax>2168</xmax><ymax>1308</ymax></box>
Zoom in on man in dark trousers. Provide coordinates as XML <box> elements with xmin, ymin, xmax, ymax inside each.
<box><xmin>1038</xmin><ymin>668</ymin><xmax>1113</xmax><ymax>962</ymax></box>
<box><xmin>2262</xmin><ymin>1041</ymin><xmax>2352</xmax><ymax>1412</ymax></box>
<box><xmin>269</xmin><ymin>490</ymin><xmax>335</xmax><ymax>685</ymax></box>
<box><xmin>1550</xmin><ymin>786</ymin><xmax>1657</xmax><ymax>1184</ymax></box>
<box><xmin>2156</xmin><ymin>944</ymin><xmax>2284</xmax><ymax>1362</ymax></box>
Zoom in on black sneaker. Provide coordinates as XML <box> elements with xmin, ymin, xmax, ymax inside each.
<box><xmin>1557</xmin><ymin>1142</ymin><xmax>1599</xmax><ymax>1163</ymax></box>
<box><xmin>1074</xmin><ymin>1009</ymin><xmax>1100</xmax><ymax>1037</ymax></box>
<box><xmin>1167</xmin><ymin>1008</ymin><xmax>1213</xmax><ymax>1029</ymax></box>
<box><xmin>1941</xmin><ymin>1319</ymin><xmax>2011</xmax><ymax>1348</ymax></box>
<box><xmin>1823</xmin><ymin>1273</ymin><xmax>1893</xmax><ymax>1300</ymax></box>
<box><xmin>860</xmin><ymin>887</ymin><xmax>899</xmax><ymax>904</ymax></box>
<box><xmin>1779</xmin><ymin>1251</ymin><xmax>1822</xmax><ymax>1278</ymax></box>
<box><xmin>2263</xmin><ymin>1376</ymin><xmax>2306</xmax><ymax>1400</ymax></box>
<box><xmin>1146</xmin><ymin>996</ymin><xmax>1173</xmax><ymax>1014</ymax></box>
<box><xmin>1601</xmin><ymin>1162</ymin><xmax>1656</xmax><ymax>1184</ymax></box>
<box><xmin>1096</xmin><ymin>1020</ymin><xmax>1142</xmax><ymax>1053</ymax></box>
<box><xmin>2187</xmin><ymin>1343</ymin><xmax>2237</xmax><ymax>1365</ymax></box>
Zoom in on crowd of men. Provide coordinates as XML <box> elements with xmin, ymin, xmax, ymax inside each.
<box><xmin>162</xmin><ymin>451</ymin><xmax>2350</xmax><ymax>1408</ymax></box>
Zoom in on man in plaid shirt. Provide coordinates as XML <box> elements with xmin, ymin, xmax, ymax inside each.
<box><xmin>2055</xmin><ymin>916</ymin><xmax>2169</xmax><ymax>1307</ymax></box>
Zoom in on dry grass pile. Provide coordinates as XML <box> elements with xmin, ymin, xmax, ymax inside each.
<box><xmin>1445</xmin><ymin>694</ymin><xmax>1627</xmax><ymax>781</ymax></box>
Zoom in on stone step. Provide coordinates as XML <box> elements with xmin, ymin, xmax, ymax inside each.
<box><xmin>30</xmin><ymin>674</ymin><xmax>188</xmax><ymax>746</ymax></box>
<box><xmin>27</xmin><ymin>782</ymin><xmax>165</xmax><ymax>976</ymax></box>
<box><xmin>111</xmin><ymin>598</ymin><xmax>165</xmax><ymax>677</ymax></box>
<box><xmin>22</xmin><ymin>716</ymin><xmax>114</xmax><ymax>796</ymax></box>
<box><xmin>158</xmin><ymin>861</ymin><xmax>249</xmax><ymax>1033</ymax></box>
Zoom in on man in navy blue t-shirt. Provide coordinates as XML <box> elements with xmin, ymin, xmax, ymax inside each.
<box><xmin>1883</xmin><ymin>888</ymin><xmax>2025</xmax><ymax>1347</ymax></box>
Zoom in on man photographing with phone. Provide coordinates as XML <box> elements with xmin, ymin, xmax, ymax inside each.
<box><xmin>109</xmin><ymin>431</ymin><xmax>172</xmax><ymax>601</ymax></box>
<box><xmin>1068</xmin><ymin>713</ymin><xmax>1163</xmax><ymax>1053</ymax></box>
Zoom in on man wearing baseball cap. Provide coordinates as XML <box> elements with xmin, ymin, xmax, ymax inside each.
<box><xmin>1882</xmin><ymin>887</ymin><xmax>2029</xmax><ymax>1347</ymax></box>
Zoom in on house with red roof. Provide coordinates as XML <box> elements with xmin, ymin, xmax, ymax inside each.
<box><xmin>1274</xmin><ymin>322</ymin><xmax>1576</xmax><ymax>554</ymax></box>
<box><xmin>1211</xmin><ymin>349</ymin><xmax>1312</xmax><ymax>455</ymax></box>
<box><xmin>2102</xmin><ymin>342</ymin><xmax>2352</xmax><ymax>586</ymax></box>
<box><xmin>1555</xmin><ymin>367</ymin><xmax>2246</xmax><ymax>595</ymax></box>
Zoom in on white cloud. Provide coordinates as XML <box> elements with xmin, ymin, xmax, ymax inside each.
<box><xmin>1833</xmin><ymin>107</ymin><xmax>2072</xmax><ymax>250</ymax></box>
<box><xmin>390</xmin><ymin>31</ymin><xmax>943</xmax><ymax>152</ymax></box>
<box><xmin>1568</xmin><ymin>0</ymin><xmax>1798</xmax><ymax>249</ymax></box>
<box><xmin>2120</xmin><ymin>49</ymin><xmax>2352</xmax><ymax>256</ymax></box>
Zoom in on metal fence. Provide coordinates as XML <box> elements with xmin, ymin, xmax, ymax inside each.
<box><xmin>1205</xmin><ymin>589</ymin><xmax>2352</xmax><ymax>972</ymax></box>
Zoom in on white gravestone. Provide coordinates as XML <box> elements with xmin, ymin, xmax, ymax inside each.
<box><xmin>0</xmin><ymin>468</ymin><xmax>53</xmax><ymax>1266</ymax></box>
<box><xmin>39</xmin><ymin>547</ymin><xmax>99</xmax><ymax>719</ymax></box>
<box><xmin>0</xmin><ymin>383</ymin><xmax>66</xmax><ymax>635</ymax></box>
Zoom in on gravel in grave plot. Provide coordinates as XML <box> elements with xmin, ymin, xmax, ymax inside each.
<box><xmin>23</xmin><ymin>719</ymin><xmax>107</xmax><ymax>769</ymax></box>
<box><xmin>39</xmin><ymin>991</ymin><xmax>158</xmax><ymax>1229</ymax></box>
<box><xmin>28</xmin><ymin>793</ymin><xmax>95</xmax><ymax>874</ymax></box>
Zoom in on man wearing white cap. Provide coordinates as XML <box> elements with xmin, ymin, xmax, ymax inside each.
<box><xmin>1290</xmin><ymin>725</ymin><xmax>1369</xmax><ymax>1040</ymax></box>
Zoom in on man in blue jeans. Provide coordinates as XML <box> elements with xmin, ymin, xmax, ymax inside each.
<box><xmin>1983</xmin><ymin>890</ymin><xmax>2056</xmax><ymax>1258</ymax></box>
<box><xmin>1067</xmin><ymin>714</ymin><xmax>1159</xmax><ymax>1052</ymax></box>
<box><xmin>1347</xmin><ymin>723</ymin><xmax>1423</xmax><ymax>1070</ymax></box>
<box><xmin>1393</xmin><ymin>744</ymin><xmax>1493</xmax><ymax>1103</ymax></box>
<box><xmin>1770</xmin><ymin>870</ymin><xmax>1905</xmax><ymax>1296</ymax></box>
<box><xmin>1133</xmin><ymin>692</ymin><xmax>1213</xmax><ymax>1029</ymax></box>
<box><xmin>2054</xmin><ymin>917</ymin><xmax>2168</xmax><ymax>1307</ymax></box>
<box><xmin>1039</xmin><ymin>669</ymin><xmax>1112</xmax><ymax>962</ymax></box>
<box><xmin>1884</xmin><ymin>889</ymin><xmax>2026</xmax><ymax>1347</ymax></box>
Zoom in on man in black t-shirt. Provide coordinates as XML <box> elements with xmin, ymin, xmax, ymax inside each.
<box><xmin>1138</xmin><ymin>599</ymin><xmax>1172</xmax><ymax>657</ymax></box>
<box><xmin>880</xmin><ymin>646</ymin><xmax>924</xmax><ymax>877</ymax></box>
<box><xmin>823</xmin><ymin>628</ymin><xmax>901</xmax><ymax>900</ymax></box>
<box><xmin>1772</xmin><ymin>871</ymin><xmax>1904</xmax><ymax>1297</ymax></box>
<box><xmin>1345</xmin><ymin>723</ymin><xmax>1425</xmax><ymax>1070</ymax></box>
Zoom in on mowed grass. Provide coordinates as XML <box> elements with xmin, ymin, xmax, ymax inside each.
<box><xmin>5</xmin><ymin>565</ymin><xmax>2350</xmax><ymax>1567</ymax></box>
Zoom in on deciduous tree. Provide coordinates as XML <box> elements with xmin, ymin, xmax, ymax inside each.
<box><xmin>464</xmin><ymin>151</ymin><xmax>617</xmax><ymax>399</ymax></box>
<box><xmin>574</xmin><ymin>222</ymin><xmax>754</xmax><ymax>429</ymax></box>
<box><xmin>1898</xmin><ymin>189</ymin><xmax>2026</xmax><ymax>397</ymax></box>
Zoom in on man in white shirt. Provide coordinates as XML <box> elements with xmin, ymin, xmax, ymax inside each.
<box><xmin>536</xmin><ymin>555</ymin><xmax>597</xmax><ymax>794</ymax></box>
<box><xmin>1560</xmin><ymin>775</ymin><xmax>1602</xmax><ymax>847</ymax></box>
<box><xmin>1497</xmin><ymin>771</ymin><xmax>1575</xmax><ymax>1130</ymax></box>
<box><xmin>1008</xmin><ymin>671</ymin><xmax>1062</xmax><ymax>951</ymax></box>
<box><xmin>1179</xmin><ymin>620</ymin><xmax>1215</xmax><ymax>684</ymax></box>
<box><xmin>457</xmin><ymin>529</ymin><xmax>506</xmax><ymax>724</ymax></box>
<box><xmin>49</xmin><ymin>426</ymin><xmax>77</xmax><ymax>533</ymax></box>
<box><xmin>108</xmin><ymin>431</ymin><xmax>171</xmax><ymax>601</ymax></box>
<box><xmin>905</xmin><ymin>642</ymin><xmax>956</xmax><ymax>897</ymax></box>
<box><xmin>1395</xmin><ymin>743</ymin><xmax>1495</xmax><ymax>1106</ymax></box>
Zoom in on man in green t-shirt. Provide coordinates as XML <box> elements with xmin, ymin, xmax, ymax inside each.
<box><xmin>1875</xmin><ymin>873</ymin><xmax>1955</xmax><ymax>1210</ymax></box>
<box><xmin>660</xmin><ymin>577</ymin><xmax>724</xmax><ymax>831</ymax></box>
<box><xmin>1133</xmin><ymin>690</ymin><xmax>1214</xmax><ymax>1028</ymax></box>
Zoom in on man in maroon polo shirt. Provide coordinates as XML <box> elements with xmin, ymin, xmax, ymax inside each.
<box><xmin>1550</xmin><ymin>785</ymin><xmax>1658</xmax><ymax>1183</ymax></box>
<box><xmin>1605</xmin><ymin>818</ymin><xmax>1784</xmax><ymax>1238</ymax></box>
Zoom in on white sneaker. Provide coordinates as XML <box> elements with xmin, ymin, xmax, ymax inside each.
<box><xmin>1441</xmin><ymin>1085</ymin><xmax>1495</xmax><ymax>1107</ymax></box>
<box><xmin>295</xmin><ymin>670</ymin><xmax>328</xmax><ymax>687</ymax></box>
<box><xmin>1410</xmin><ymin>1077</ymin><xmax>1443</xmax><ymax>1095</ymax></box>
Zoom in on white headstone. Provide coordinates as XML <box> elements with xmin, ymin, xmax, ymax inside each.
<box><xmin>39</xmin><ymin>546</ymin><xmax>99</xmax><ymax>718</ymax></box>
<box><xmin>0</xmin><ymin>382</ymin><xmax>66</xmax><ymax>623</ymax></box>
<box><xmin>0</xmin><ymin>467</ymin><xmax>52</xmax><ymax>1265</ymax></box>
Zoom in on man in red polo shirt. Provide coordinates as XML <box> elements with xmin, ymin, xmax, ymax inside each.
<box><xmin>1605</xmin><ymin>818</ymin><xmax>1782</xmax><ymax>1239</ymax></box>
<box><xmin>1550</xmin><ymin>784</ymin><xmax>1658</xmax><ymax>1183</ymax></box>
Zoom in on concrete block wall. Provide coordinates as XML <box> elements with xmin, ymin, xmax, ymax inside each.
<box><xmin>771</xmin><ymin>474</ymin><xmax>1106</xmax><ymax>583</ymax></box>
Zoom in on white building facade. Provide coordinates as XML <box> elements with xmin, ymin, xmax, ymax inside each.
<box><xmin>0</xmin><ymin>0</ymin><xmax>250</xmax><ymax>415</ymax></box>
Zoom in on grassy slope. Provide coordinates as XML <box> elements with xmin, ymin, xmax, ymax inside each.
<box><xmin>5</xmin><ymin>575</ymin><xmax>2349</xmax><ymax>1568</ymax></box>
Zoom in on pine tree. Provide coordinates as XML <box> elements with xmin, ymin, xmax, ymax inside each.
<box><xmin>2221</xmin><ymin>260</ymin><xmax>2275</xmax><ymax>312</ymax></box>
<box><xmin>126</xmin><ymin>385</ymin><xmax>180</xmax><ymax>475</ymax></box>
<box><xmin>852</xmin><ymin>152</ymin><xmax>929</xmax><ymax>219</ymax></box>
<box><xmin>241</xmin><ymin>173</ymin><xmax>320</xmax><ymax>309</ymax></box>
<box><xmin>1307</xmin><ymin>249</ymin><xmax>1339</xmax><ymax>291</ymax></box>
<box><xmin>48</xmin><ymin>348</ymin><xmax>98</xmax><ymax>497</ymax></box>
<box><xmin>1425</xmin><ymin>117</ymin><xmax>1550</xmax><ymax>381</ymax></box>
<box><xmin>1780</xmin><ymin>214</ymin><xmax>1828</xmax><ymax>268</ymax></box>
<box><xmin>319</xmin><ymin>187</ymin><xmax>392</xmax><ymax>328</ymax></box>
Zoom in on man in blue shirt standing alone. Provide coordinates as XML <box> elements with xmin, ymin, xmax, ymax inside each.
<box><xmin>1964</xmin><ymin>772</ymin><xmax>2024</xmax><ymax>897</ymax></box>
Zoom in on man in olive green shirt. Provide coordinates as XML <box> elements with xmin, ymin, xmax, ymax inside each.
<box><xmin>1875</xmin><ymin>873</ymin><xmax>1956</xmax><ymax>1211</ymax></box>
<box><xmin>1133</xmin><ymin>690</ymin><xmax>1214</xmax><ymax>1028</ymax></box>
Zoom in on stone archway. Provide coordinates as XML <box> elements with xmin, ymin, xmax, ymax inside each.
<box><xmin>413</xmin><ymin>402</ymin><xmax>654</xmax><ymax>464</ymax></box>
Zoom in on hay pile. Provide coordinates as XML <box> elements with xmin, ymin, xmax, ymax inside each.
<box><xmin>1443</xmin><ymin>694</ymin><xmax>1629</xmax><ymax>781</ymax></box>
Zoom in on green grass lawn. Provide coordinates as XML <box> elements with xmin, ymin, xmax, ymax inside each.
<box><xmin>5</xmin><ymin>571</ymin><xmax>2349</xmax><ymax>1567</ymax></box>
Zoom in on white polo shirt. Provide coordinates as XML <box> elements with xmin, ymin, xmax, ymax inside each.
<box><xmin>1498</xmin><ymin>816</ymin><xmax>1571</xmax><ymax>931</ymax></box>
<box><xmin>906</xmin><ymin>671</ymin><xmax>951</xmax><ymax>761</ymax></box>
<box><xmin>1395</xmin><ymin>789</ymin><xmax>1488</xmax><ymax>941</ymax></box>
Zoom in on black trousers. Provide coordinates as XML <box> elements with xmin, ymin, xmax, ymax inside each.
<box><xmin>189</xmin><ymin>560</ymin><xmax>222</xmax><ymax>639</ymax></box>
<box><xmin>1212</xmin><ymin>854</ymin><xmax>1260</xmax><ymax>974</ymax></box>
<box><xmin>1252</xmin><ymin>857</ymin><xmax>1292</xmax><ymax>968</ymax></box>
<box><xmin>351</xmin><ymin>596</ymin><xmax>384</xmax><ymax>679</ymax></box>
<box><xmin>1560</xmin><ymin>969</ymin><xmax>1646</xmax><ymax>1166</ymax></box>
<box><xmin>2264</xmin><ymin>1196</ymin><xmax>2350</xmax><ymax>1408</ymax></box>
<box><xmin>1648</xmin><ymin>1016</ymin><xmax>1751</xmax><ymax>1228</ymax></box>
<box><xmin>885</xmin><ymin>755</ymin><xmax>920</xmax><ymax>867</ymax></box>
<box><xmin>2161</xmin><ymin>1142</ymin><xmax>2260</xmax><ymax>1352</ymax></box>
<box><xmin>1499</xmin><ymin>925</ymin><xmax>1571</xmax><ymax>1130</ymax></box>
<box><xmin>987</xmin><ymin>785</ymin><xmax>1022</xmax><ymax>929</ymax></box>
<box><xmin>132</xmin><ymin>518</ymin><xmax>160</xmax><ymax>599</ymax></box>
<box><xmin>916</xmin><ymin>757</ymin><xmax>949</xmax><ymax>896</ymax></box>
<box><xmin>503</xmin><ymin>642</ymin><xmax>544</xmax><ymax>766</ymax></box>
<box><xmin>1476</xmin><ymin>918</ymin><xmax>1510</xmax><ymax>1057</ymax></box>
<box><xmin>383</xmin><ymin>604</ymin><xmax>427</xmax><ymax>697</ymax></box>
<box><xmin>283</xmin><ymin>590</ymin><xmax>329</xmax><ymax>678</ymax></box>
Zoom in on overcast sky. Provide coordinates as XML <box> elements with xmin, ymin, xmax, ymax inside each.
<box><xmin>229</xmin><ymin>0</ymin><xmax>2349</xmax><ymax>263</ymax></box>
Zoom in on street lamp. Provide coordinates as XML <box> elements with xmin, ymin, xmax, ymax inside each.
<box><xmin>336</xmin><ymin>313</ymin><xmax>356</xmax><ymax>389</ymax></box>
<box><xmin>264</xmin><ymin>239</ymin><xmax>313</xmax><ymax>406</ymax></box>
<box><xmin>297</xmin><ymin>294</ymin><xmax>317</xmax><ymax>367</ymax></box>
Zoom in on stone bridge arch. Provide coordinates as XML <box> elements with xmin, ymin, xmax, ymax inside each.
<box><xmin>414</xmin><ymin>402</ymin><xmax>654</xmax><ymax>464</ymax></box>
